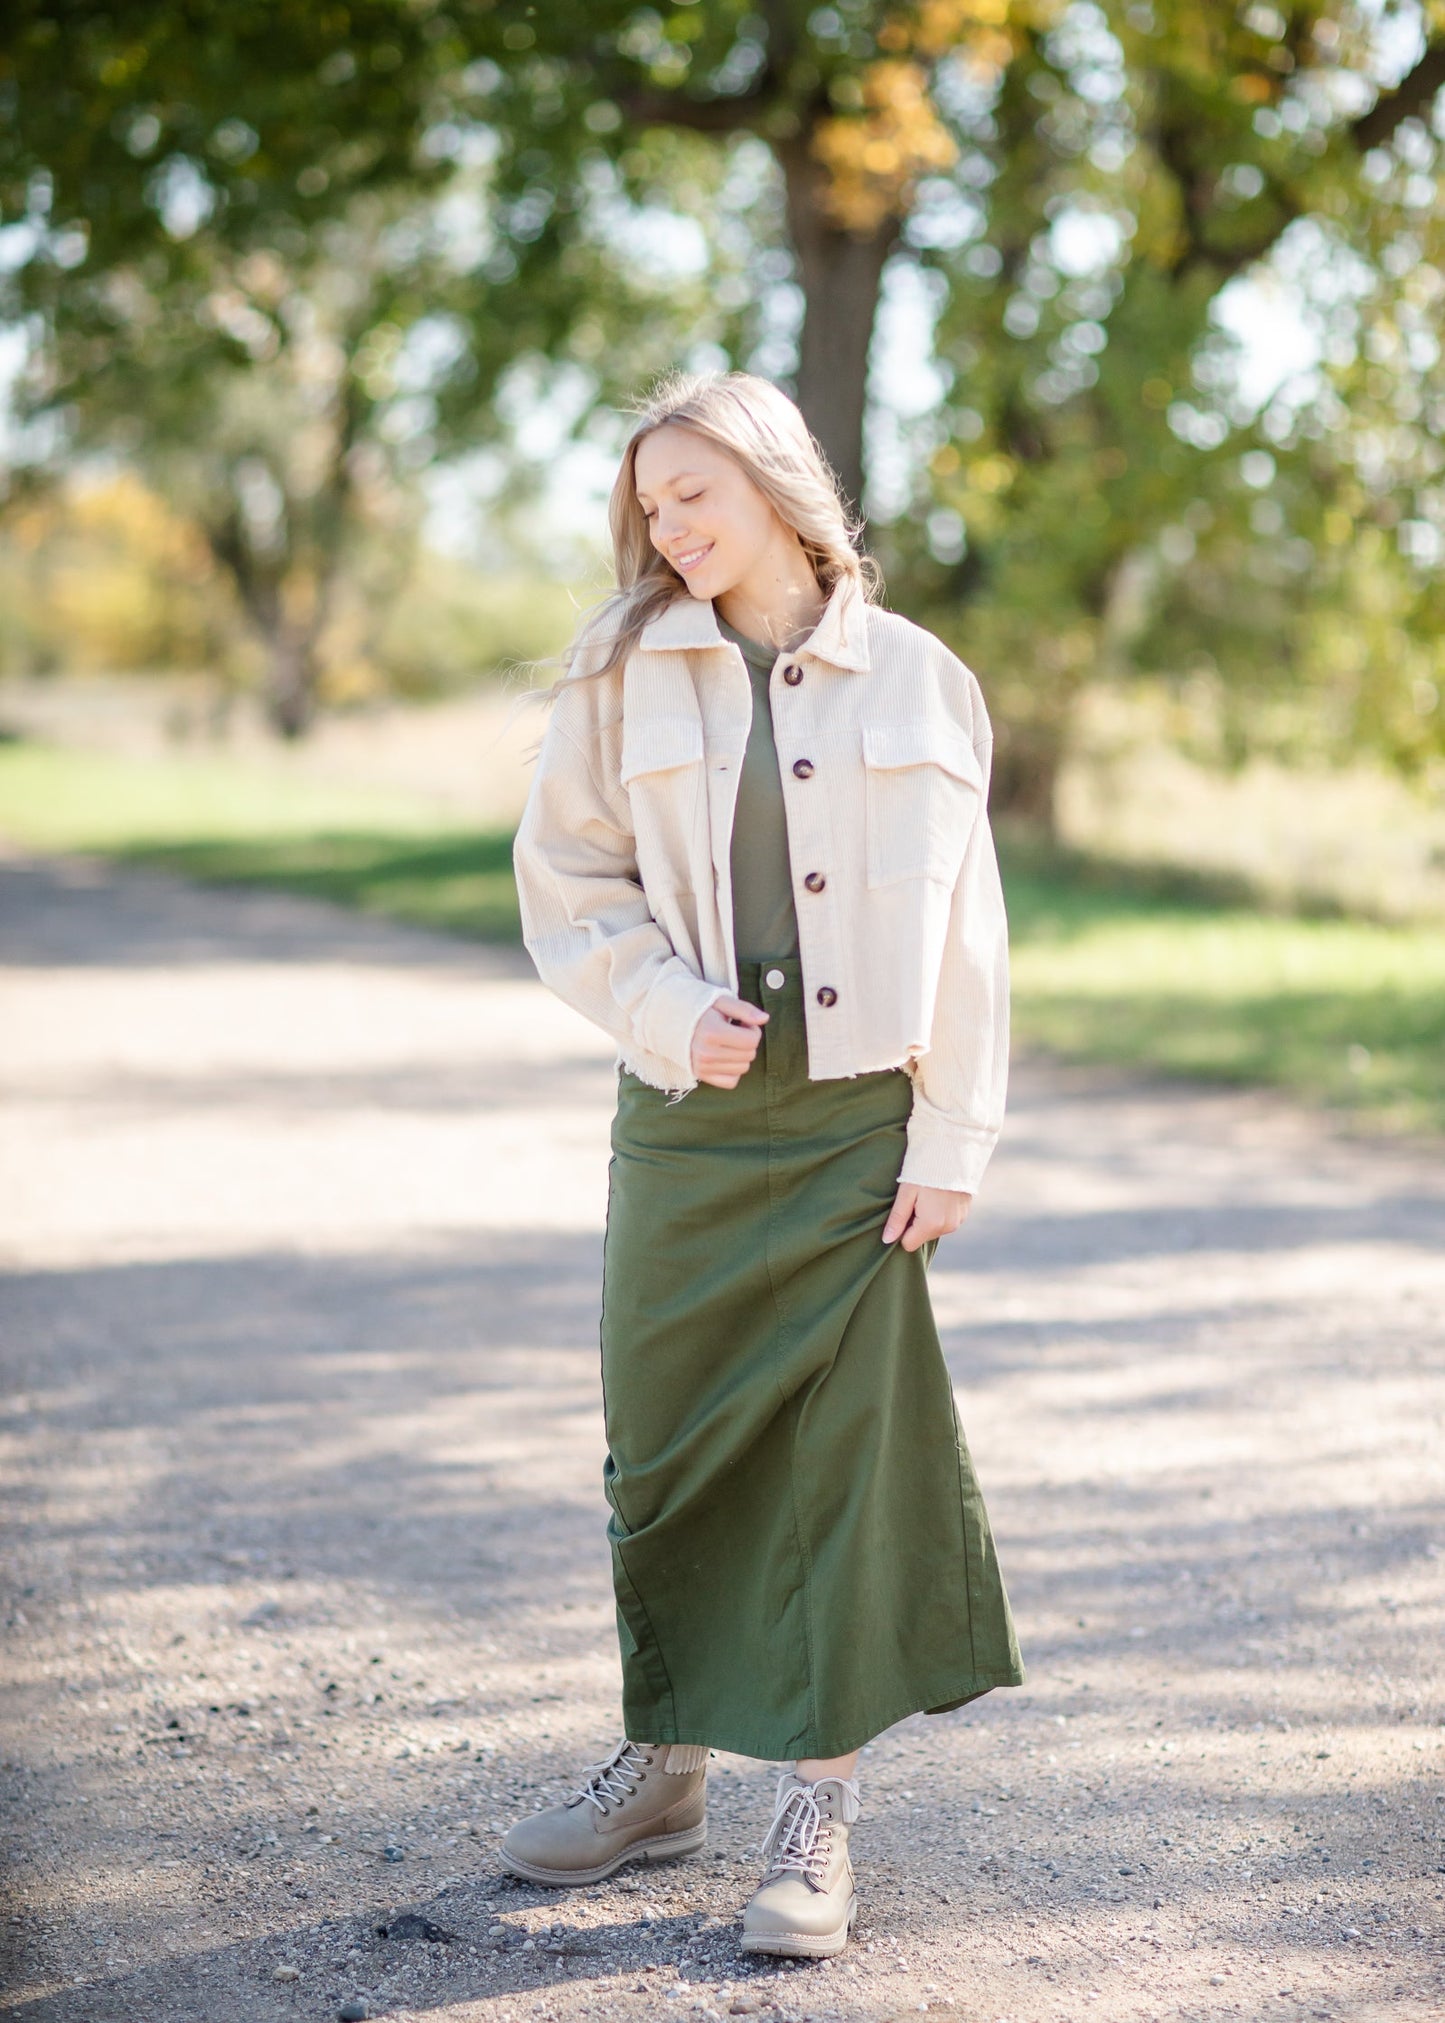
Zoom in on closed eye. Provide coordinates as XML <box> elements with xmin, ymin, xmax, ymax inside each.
<box><xmin>641</xmin><ymin>490</ymin><xmax>705</xmax><ymax>519</ymax></box>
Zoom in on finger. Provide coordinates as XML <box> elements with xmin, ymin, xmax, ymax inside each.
<box><xmin>882</xmin><ymin>1186</ymin><xmax>916</xmax><ymax>1244</ymax></box>
<box><xmin>901</xmin><ymin>1217</ymin><xmax>947</xmax><ymax>1251</ymax></box>
<box><xmin>715</xmin><ymin>996</ymin><xmax>769</xmax><ymax>1027</ymax></box>
<box><xmin>705</xmin><ymin>1028</ymin><xmax>762</xmax><ymax>1061</ymax></box>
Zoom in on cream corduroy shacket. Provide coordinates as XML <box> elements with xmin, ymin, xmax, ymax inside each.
<box><xmin>511</xmin><ymin>569</ymin><xmax>1010</xmax><ymax>1194</ymax></box>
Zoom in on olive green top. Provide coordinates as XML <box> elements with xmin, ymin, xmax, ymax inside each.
<box><xmin>715</xmin><ymin>605</ymin><xmax>802</xmax><ymax>962</ymax></box>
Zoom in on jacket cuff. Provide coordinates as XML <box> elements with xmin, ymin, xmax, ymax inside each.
<box><xmin>636</xmin><ymin>966</ymin><xmax>733</xmax><ymax>1082</ymax></box>
<box><xmin>898</xmin><ymin>1104</ymin><xmax>999</xmax><ymax>1195</ymax></box>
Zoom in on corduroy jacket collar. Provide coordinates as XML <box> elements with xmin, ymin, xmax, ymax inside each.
<box><xmin>637</xmin><ymin>570</ymin><xmax>871</xmax><ymax>673</ymax></box>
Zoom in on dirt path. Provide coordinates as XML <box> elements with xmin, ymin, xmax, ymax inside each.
<box><xmin>2</xmin><ymin>851</ymin><xmax>1442</xmax><ymax>2023</ymax></box>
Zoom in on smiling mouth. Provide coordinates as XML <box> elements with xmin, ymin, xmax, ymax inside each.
<box><xmin>674</xmin><ymin>543</ymin><xmax>714</xmax><ymax>573</ymax></box>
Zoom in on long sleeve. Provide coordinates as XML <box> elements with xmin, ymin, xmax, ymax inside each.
<box><xmin>511</xmin><ymin>697</ymin><xmax>732</xmax><ymax>1090</ymax></box>
<box><xmin>896</xmin><ymin>699</ymin><xmax>1010</xmax><ymax>1195</ymax></box>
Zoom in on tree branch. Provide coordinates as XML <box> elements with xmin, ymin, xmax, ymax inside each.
<box><xmin>609</xmin><ymin>83</ymin><xmax>774</xmax><ymax>133</ymax></box>
<box><xmin>1352</xmin><ymin>42</ymin><xmax>1445</xmax><ymax>150</ymax></box>
<box><xmin>609</xmin><ymin>4</ymin><xmax>798</xmax><ymax>136</ymax></box>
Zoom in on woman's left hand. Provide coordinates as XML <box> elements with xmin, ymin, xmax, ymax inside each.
<box><xmin>882</xmin><ymin>1182</ymin><xmax>972</xmax><ymax>1251</ymax></box>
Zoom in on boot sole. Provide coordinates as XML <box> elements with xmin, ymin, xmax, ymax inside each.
<box><xmin>739</xmin><ymin>1892</ymin><xmax>858</xmax><ymax>1959</ymax></box>
<box><xmin>497</xmin><ymin>1820</ymin><xmax>707</xmax><ymax>1888</ymax></box>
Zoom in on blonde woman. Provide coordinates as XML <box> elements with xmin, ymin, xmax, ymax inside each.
<box><xmin>504</xmin><ymin>369</ymin><xmax>1023</xmax><ymax>1958</ymax></box>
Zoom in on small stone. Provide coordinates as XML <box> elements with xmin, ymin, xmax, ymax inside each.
<box><xmin>378</xmin><ymin>1912</ymin><xmax>456</xmax><ymax>1943</ymax></box>
<box><xmin>338</xmin><ymin>2004</ymin><xmax>369</xmax><ymax>2022</ymax></box>
<box><xmin>272</xmin><ymin>1963</ymin><xmax>300</xmax><ymax>1982</ymax></box>
<box><xmin>1209</xmin><ymin>1975</ymin><xmax>1225</xmax><ymax>1985</ymax></box>
<box><xmin>382</xmin><ymin>1845</ymin><xmax>405</xmax><ymax>1863</ymax></box>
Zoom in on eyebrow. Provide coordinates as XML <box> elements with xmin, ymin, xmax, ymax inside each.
<box><xmin>635</xmin><ymin>470</ymin><xmax>706</xmax><ymax>502</ymax></box>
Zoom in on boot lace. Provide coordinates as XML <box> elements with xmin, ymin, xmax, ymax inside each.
<box><xmin>573</xmin><ymin>1738</ymin><xmax>652</xmax><ymax>1814</ymax></box>
<box><xmin>759</xmin><ymin>1774</ymin><xmax>855</xmax><ymax>1885</ymax></box>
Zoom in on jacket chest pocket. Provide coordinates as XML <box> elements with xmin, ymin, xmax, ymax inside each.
<box><xmin>861</xmin><ymin>719</ymin><xmax>984</xmax><ymax>888</ymax></box>
<box><xmin>619</xmin><ymin>717</ymin><xmax>707</xmax><ymax>894</ymax></box>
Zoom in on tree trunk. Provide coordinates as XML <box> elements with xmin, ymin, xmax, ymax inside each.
<box><xmin>775</xmin><ymin>134</ymin><xmax>902</xmax><ymax>523</ymax></box>
<box><xmin>264</xmin><ymin>624</ymin><xmax>322</xmax><ymax>740</ymax></box>
<box><xmin>988</xmin><ymin>722</ymin><xmax>1065</xmax><ymax>828</ymax></box>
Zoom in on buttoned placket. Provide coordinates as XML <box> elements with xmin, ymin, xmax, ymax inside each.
<box><xmin>634</xmin><ymin>575</ymin><xmax>872</xmax><ymax>1083</ymax></box>
<box><xmin>693</xmin><ymin>636</ymin><xmax>848</xmax><ymax>1056</ymax></box>
<box><xmin>766</xmin><ymin>650</ymin><xmax>852</xmax><ymax>1077</ymax></box>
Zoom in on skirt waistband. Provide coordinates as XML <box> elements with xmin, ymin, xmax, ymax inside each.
<box><xmin>736</xmin><ymin>955</ymin><xmax>804</xmax><ymax>1005</ymax></box>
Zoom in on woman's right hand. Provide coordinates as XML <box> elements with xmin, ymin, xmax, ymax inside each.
<box><xmin>690</xmin><ymin>995</ymin><xmax>769</xmax><ymax>1088</ymax></box>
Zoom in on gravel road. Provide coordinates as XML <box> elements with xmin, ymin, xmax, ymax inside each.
<box><xmin>2</xmin><ymin>849</ymin><xmax>1443</xmax><ymax>2023</ymax></box>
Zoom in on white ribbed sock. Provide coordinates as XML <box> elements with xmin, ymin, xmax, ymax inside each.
<box><xmin>660</xmin><ymin>1743</ymin><xmax>710</xmax><ymax>1773</ymax></box>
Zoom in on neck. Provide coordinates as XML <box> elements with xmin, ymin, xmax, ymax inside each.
<box><xmin>714</xmin><ymin>552</ymin><xmax>826</xmax><ymax>651</ymax></box>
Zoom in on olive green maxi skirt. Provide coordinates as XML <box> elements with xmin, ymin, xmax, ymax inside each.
<box><xmin>599</xmin><ymin>955</ymin><xmax>1024</xmax><ymax>1761</ymax></box>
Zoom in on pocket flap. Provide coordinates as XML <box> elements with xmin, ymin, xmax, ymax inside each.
<box><xmin>862</xmin><ymin>718</ymin><xmax>981</xmax><ymax>785</ymax></box>
<box><xmin>619</xmin><ymin>716</ymin><xmax>706</xmax><ymax>785</ymax></box>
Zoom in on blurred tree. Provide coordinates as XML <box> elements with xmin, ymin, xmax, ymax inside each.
<box><xmin>0</xmin><ymin>2</ymin><xmax>739</xmax><ymax>730</ymax></box>
<box><xmin>0</xmin><ymin>473</ymin><xmax>232</xmax><ymax>678</ymax></box>
<box><xmin>889</xmin><ymin>1</ymin><xmax>1445</xmax><ymax>811</ymax></box>
<box><xmin>3</xmin><ymin>2</ymin><xmax>1442</xmax><ymax>803</ymax></box>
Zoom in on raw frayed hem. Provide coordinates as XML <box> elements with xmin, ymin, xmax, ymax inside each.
<box><xmin>615</xmin><ymin>1049</ymin><xmax>695</xmax><ymax>1105</ymax></box>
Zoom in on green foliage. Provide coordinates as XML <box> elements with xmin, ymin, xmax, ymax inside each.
<box><xmin>3</xmin><ymin>2</ymin><xmax>1443</xmax><ymax>786</ymax></box>
<box><xmin>0</xmin><ymin>474</ymin><xmax>240</xmax><ymax>678</ymax></box>
<box><xmin>0</xmin><ymin>2</ymin><xmax>745</xmax><ymax>728</ymax></box>
<box><xmin>887</xmin><ymin>2</ymin><xmax>1445</xmax><ymax>797</ymax></box>
<box><xmin>367</xmin><ymin>556</ymin><xmax>583</xmax><ymax>697</ymax></box>
<box><xmin>0</xmin><ymin>474</ymin><xmax>579</xmax><ymax>699</ymax></box>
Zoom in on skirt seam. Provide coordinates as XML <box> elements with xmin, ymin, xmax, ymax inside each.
<box><xmin>762</xmin><ymin>1000</ymin><xmax>820</xmax><ymax>1755</ymax></box>
<box><xmin>953</xmin><ymin>1387</ymin><xmax>982</xmax><ymax>1681</ymax></box>
<box><xmin>602</xmin><ymin>1129</ymin><xmax>683</xmax><ymax>1736</ymax></box>
<box><xmin>615</xmin><ymin>1539</ymin><xmax>681</xmax><ymax>1737</ymax></box>
<box><xmin>598</xmin><ymin>1146</ymin><xmax>624</xmax><ymax>1517</ymax></box>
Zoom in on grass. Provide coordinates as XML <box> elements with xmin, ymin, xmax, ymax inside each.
<box><xmin>2</xmin><ymin>737</ymin><xmax>1441</xmax><ymax>1136</ymax></box>
<box><xmin>1001</xmin><ymin>840</ymin><xmax>1445</xmax><ymax>1136</ymax></box>
<box><xmin>0</xmin><ymin>740</ymin><xmax>522</xmax><ymax>940</ymax></box>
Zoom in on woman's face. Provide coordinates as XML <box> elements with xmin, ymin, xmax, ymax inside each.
<box><xmin>633</xmin><ymin>424</ymin><xmax>778</xmax><ymax>600</ymax></box>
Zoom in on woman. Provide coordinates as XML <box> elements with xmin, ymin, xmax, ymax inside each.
<box><xmin>505</xmin><ymin>369</ymin><xmax>1023</xmax><ymax>1959</ymax></box>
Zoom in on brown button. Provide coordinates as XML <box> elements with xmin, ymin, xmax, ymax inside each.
<box><xmin>803</xmin><ymin>871</ymin><xmax>826</xmax><ymax>893</ymax></box>
<box><xmin>792</xmin><ymin>757</ymin><xmax>815</xmax><ymax>779</ymax></box>
<box><xmin>783</xmin><ymin>663</ymin><xmax>804</xmax><ymax>686</ymax></box>
<box><xmin>816</xmin><ymin>986</ymin><xmax>838</xmax><ymax>1007</ymax></box>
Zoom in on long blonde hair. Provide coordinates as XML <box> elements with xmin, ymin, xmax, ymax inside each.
<box><xmin>533</xmin><ymin>368</ymin><xmax>883</xmax><ymax>697</ymax></box>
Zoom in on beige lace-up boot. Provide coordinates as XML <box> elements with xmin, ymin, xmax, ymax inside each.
<box><xmin>498</xmin><ymin>1739</ymin><xmax>708</xmax><ymax>1886</ymax></box>
<box><xmin>740</xmin><ymin>1770</ymin><xmax>861</xmax><ymax>1958</ymax></box>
